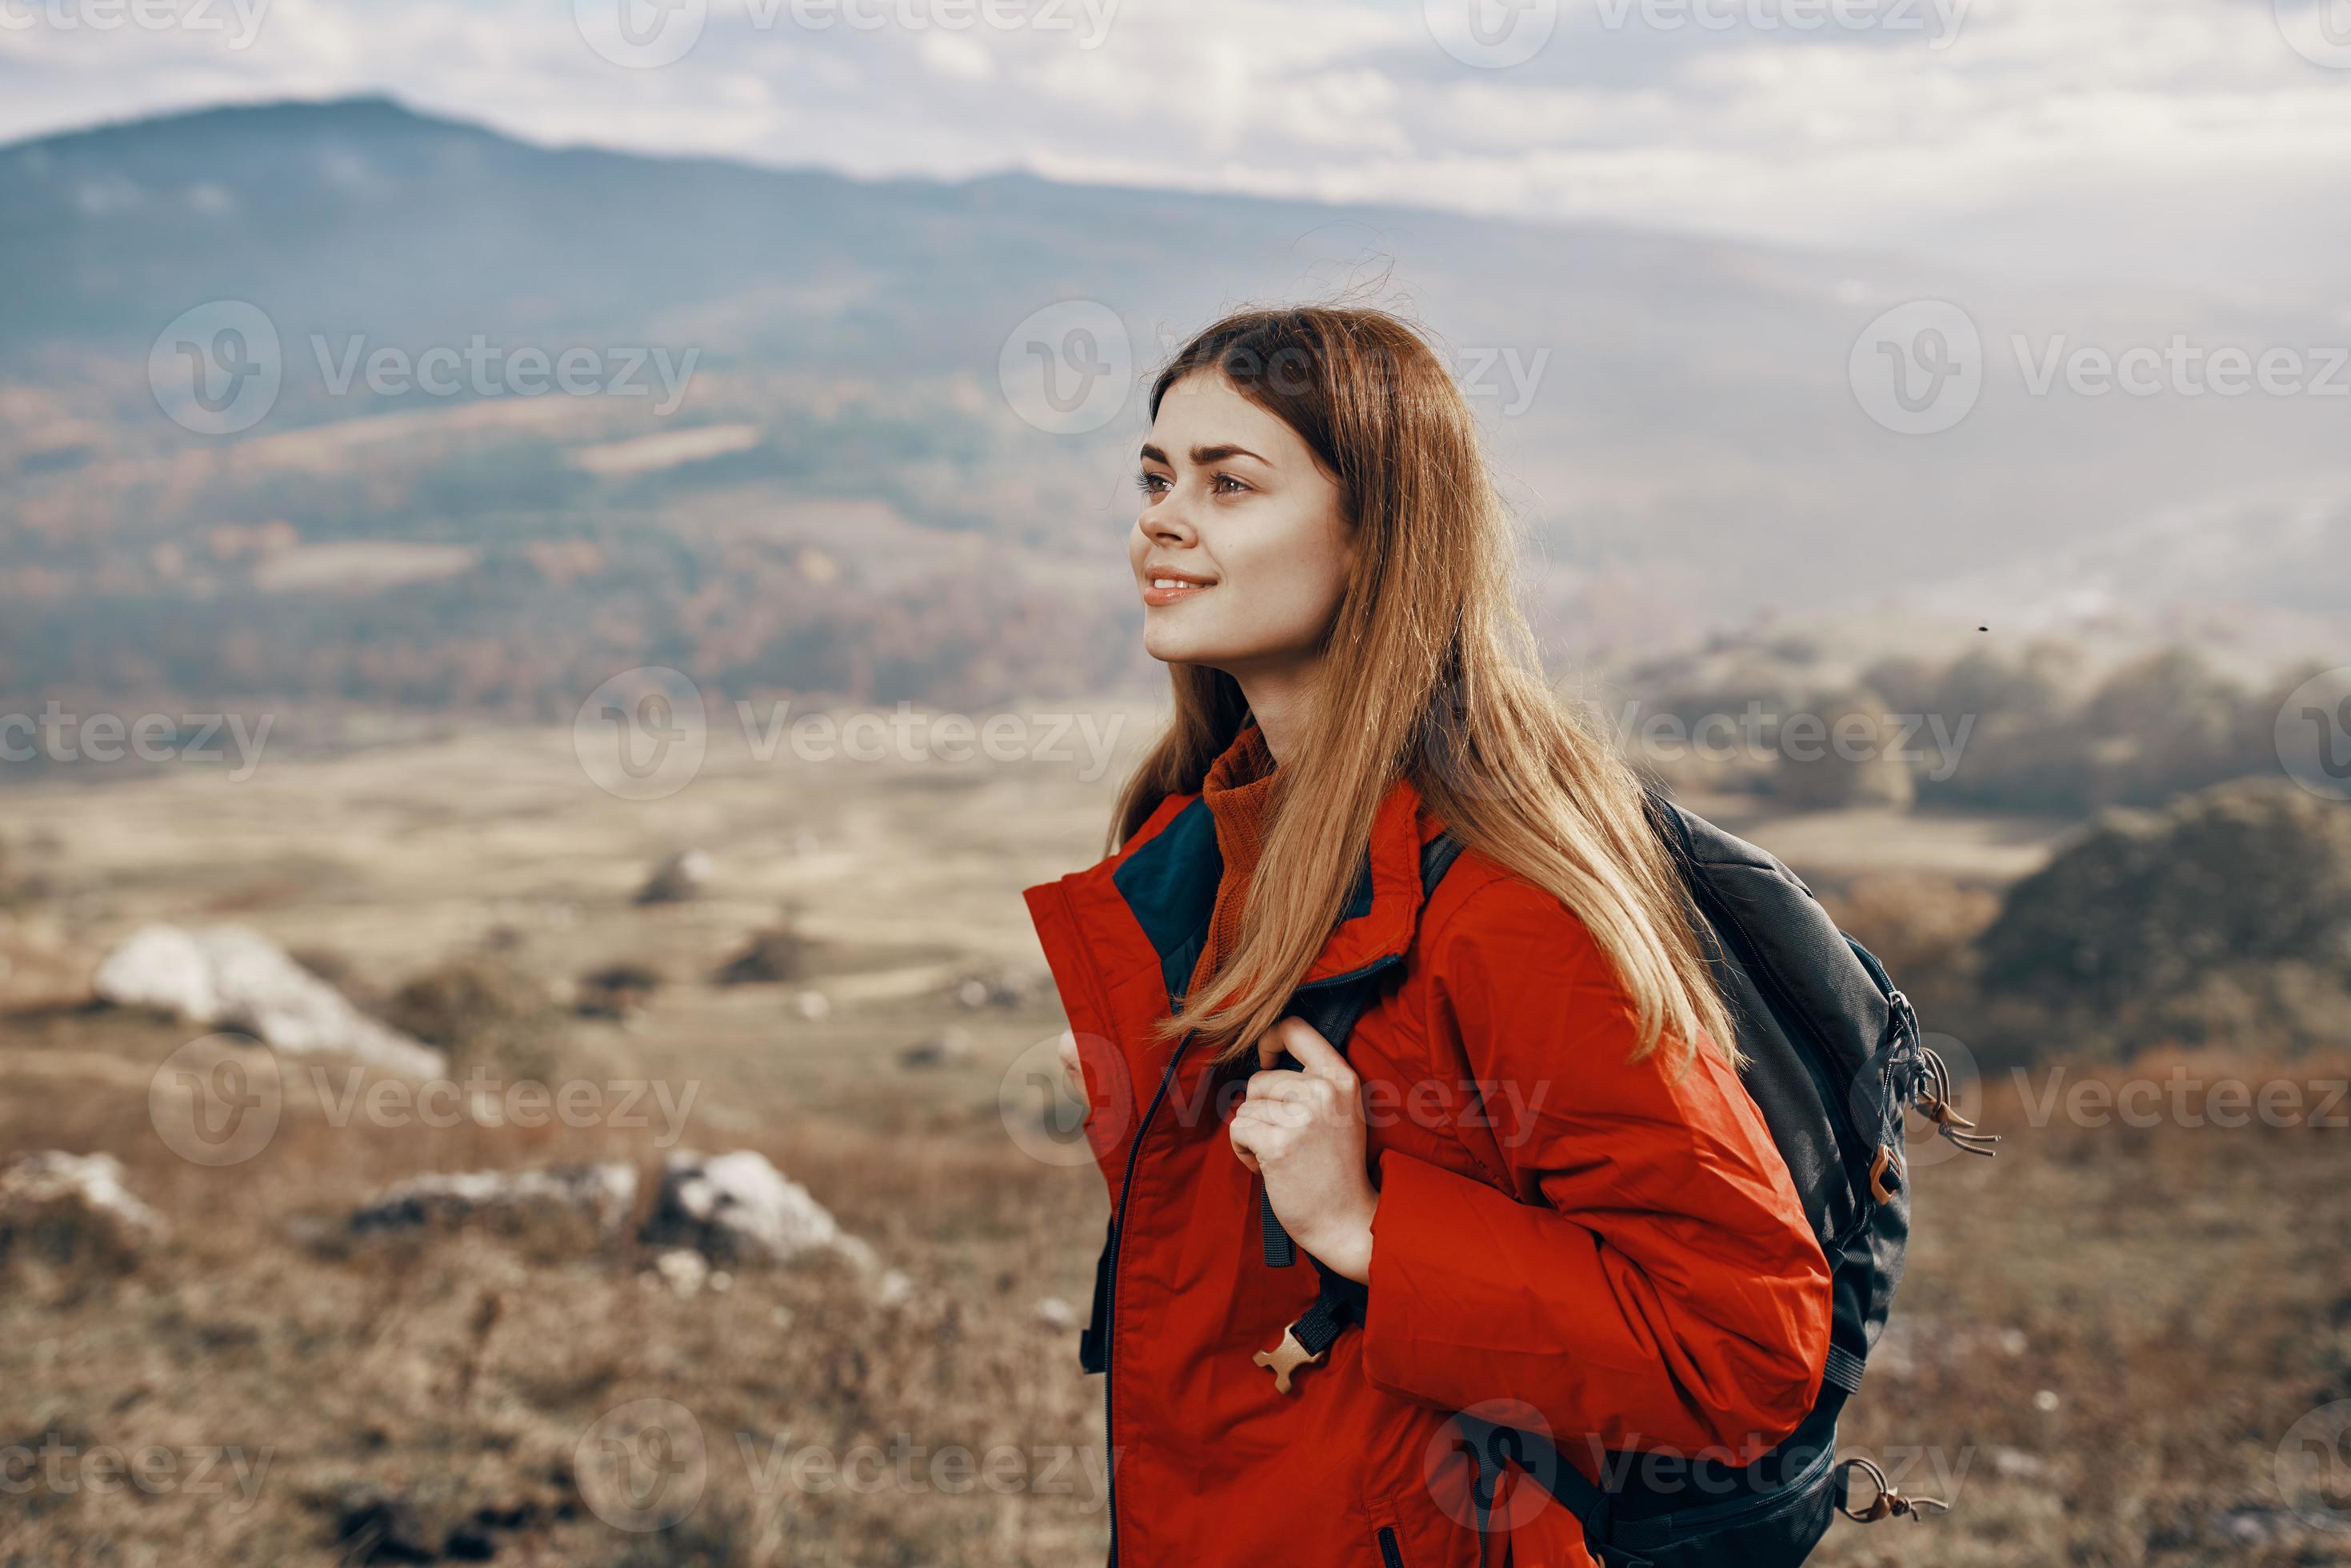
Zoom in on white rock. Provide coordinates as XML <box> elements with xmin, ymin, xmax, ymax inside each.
<box><xmin>790</xmin><ymin>990</ymin><xmax>830</xmax><ymax>1021</ymax></box>
<box><xmin>643</xmin><ymin>1150</ymin><xmax>866</xmax><ymax>1269</ymax></box>
<box><xmin>93</xmin><ymin>925</ymin><xmax>445</xmax><ymax>1078</ymax></box>
<box><xmin>1034</xmin><ymin>1296</ymin><xmax>1077</xmax><ymax>1332</ymax></box>
<box><xmin>350</xmin><ymin>1162</ymin><xmax>638</xmax><ymax>1236</ymax></box>
<box><xmin>0</xmin><ymin>1151</ymin><xmax>165</xmax><ymax>1242</ymax></box>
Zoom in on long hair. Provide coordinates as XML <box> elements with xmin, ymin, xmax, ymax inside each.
<box><xmin>1110</xmin><ymin>305</ymin><xmax>1738</xmax><ymax>1074</ymax></box>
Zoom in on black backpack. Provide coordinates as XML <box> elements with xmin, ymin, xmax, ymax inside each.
<box><xmin>1442</xmin><ymin>789</ymin><xmax>1995</xmax><ymax>1567</ymax></box>
<box><xmin>1080</xmin><ymin>790</ymin><xmax>1993</xmax><ymax>1566</ymax></box>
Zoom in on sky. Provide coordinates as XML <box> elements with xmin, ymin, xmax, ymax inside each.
<box><xmin>5</xmin><ymin>0</ymin><xmax>2351</xmax><ymax>298</ymax></box>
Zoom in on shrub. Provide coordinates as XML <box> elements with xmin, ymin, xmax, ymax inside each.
<box><xmin>1976</xmin><ymin>778</ymin><xmax>2351</xmax><ymax>1059</ymax></box>
<box><xmin>382</xmin><ymin>954</ymin><xmax>564</xmax><ymax>1079</ymax></box>
<box><xmin>714</xmin><ymin>922</ymin><xmax>812</xmax><ymax>986</ymax></box>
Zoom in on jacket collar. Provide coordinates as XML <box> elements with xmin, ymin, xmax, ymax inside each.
<box><xmin>1093</xmin><ymin>770</ymin><xmax>1438</xmax><ymax>1014</ymax></box>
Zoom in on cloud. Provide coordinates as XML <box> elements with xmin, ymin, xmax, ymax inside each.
<box><xmin>2</xmin><ymin>0</ymin><xmax>2345</xmax><ymax>296</ymax></box>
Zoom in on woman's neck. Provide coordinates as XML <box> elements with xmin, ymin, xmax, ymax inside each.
<box><xmin>1232</xmin><ymin>664</ymin><xmax>1319</xmax><ymax>765</ymax></box>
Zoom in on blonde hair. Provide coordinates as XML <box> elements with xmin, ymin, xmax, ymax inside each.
<box><xmin>1111</xmin><ymin>305</ymin><xmax>1737</xmax><ymax>1074</ymax></box>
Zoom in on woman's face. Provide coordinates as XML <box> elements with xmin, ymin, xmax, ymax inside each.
<box><xmin>1129</xmin><ymin>370</ymin><xmax>1353</xmax><ymax>680</ymax></box>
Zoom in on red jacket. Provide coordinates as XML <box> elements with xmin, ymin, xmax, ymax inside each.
<box><xmin>1022</xmin><ymin>770</ymin><xmax>1831</xmax><ymax>1567</ymax></box>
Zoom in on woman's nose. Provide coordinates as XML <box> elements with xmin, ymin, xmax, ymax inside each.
<box><xmin>1141</xmin><ymin>494</ymin><xmax>1197</xmax><ymax>544</ymax></box>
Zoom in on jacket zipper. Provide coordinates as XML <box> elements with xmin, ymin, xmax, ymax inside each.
<box><xmin>1377</xmin><ymin>1525</ymin><xmax>1408</xmax><ymax>1567</ymax></box>
<box><xmin>1098</xmin><ymin>1024</ymin><xmax>1198</xmax><ymax>1568</ymax></box>
<box><xmin>1097</xmin><ymin>950</ymin><xmax>1407</xmax><ymax>1562</ymax></box>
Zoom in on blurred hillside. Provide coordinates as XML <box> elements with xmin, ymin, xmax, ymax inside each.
<box><xmin>3</xmin><ymin>97</ymin><xmax>2349</xmax><ymax>718</ymax></box>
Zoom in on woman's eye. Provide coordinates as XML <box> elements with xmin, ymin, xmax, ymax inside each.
<box><xmin>1213</xmin><ymin>474</ymin><xmax>1249</xmax><ymax>494</ymax></box>
<box><xmin>1136</xmin><ymin>472</ymin><xmax>1170</xmax><ymax>496</ymax></box>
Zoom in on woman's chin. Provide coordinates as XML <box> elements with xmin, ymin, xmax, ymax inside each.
<box><xmin>1142</xmin><ymin>627</ymin><xmax>1218</xmax><ymax>666</ymax></box>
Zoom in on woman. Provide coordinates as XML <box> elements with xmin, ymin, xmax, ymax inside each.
<box><xmin>1022</xmin><ymin>306</ymin><xmax>1830</xmax><ymax>1568</ymax></box>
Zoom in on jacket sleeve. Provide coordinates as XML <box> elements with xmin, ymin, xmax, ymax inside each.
<box><xmin>1360</xmin><ymin>873</ymin><xmax>1831</xmax><ymax>1462</ymax></box>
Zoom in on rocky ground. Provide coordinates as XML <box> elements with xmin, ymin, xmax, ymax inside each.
<box><xmin>1</xmin><ymin>717</ymin><xmax>2345</xmax><ymax>1565</ymax></box>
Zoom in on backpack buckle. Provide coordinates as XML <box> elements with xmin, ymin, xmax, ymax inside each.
<box><xmin>1252</xmin><ymin>1321</ymin><xmax>1325</xmax><ymax>1394</ymax></box>
<box><xmin>1869</xmin><ymin>1142</ymin><xmax>1901</xmax><ymax>1204</ymax></box>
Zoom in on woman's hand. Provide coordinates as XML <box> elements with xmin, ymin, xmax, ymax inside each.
<box><xmin>1057</xmin><ymin>1028</ymin><xmax>1087</xmax><ymax>1101</ymax></box>
<box><xmin>1228</xmin><ymin>1017</ymin><xmax>1377</xmax><ymax>1284</ymax></box>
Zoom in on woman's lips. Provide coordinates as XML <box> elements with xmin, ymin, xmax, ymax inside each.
<box><xmin>1142</xmin><ymin>578</ymin><xmax>1215</xmax><ymax>607</ymax></box>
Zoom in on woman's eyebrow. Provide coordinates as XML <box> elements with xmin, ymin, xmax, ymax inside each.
<box><xmin>1137</xmin><ymin>442</ymin><xmax>1269</xmax><ymax>467</ymax></box>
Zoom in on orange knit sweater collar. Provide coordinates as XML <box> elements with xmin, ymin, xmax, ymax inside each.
<box><xmin>1187</xmin><ymin>720</ymin><xmax>1280</xmax><ymax>996</ymax></box>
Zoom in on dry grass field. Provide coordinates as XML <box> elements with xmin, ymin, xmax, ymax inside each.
<box><xmin>2</xmin><ymin>714</ymin><xmax>2346</xmax><ymax>1566</ymax></box>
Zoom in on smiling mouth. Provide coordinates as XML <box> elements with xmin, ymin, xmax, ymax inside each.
<box><xmin>1142</xmin><ymin>576</ymin><xmax>1215</xmax><ymax>606</ymax></box>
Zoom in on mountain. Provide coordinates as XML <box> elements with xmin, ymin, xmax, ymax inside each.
<box><xmin>1</xmin><ymin>96</ymin><xmax>2344</xmax><ymax>717</ymax></box>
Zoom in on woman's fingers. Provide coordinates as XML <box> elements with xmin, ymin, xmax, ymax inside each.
<box><xmin>1275</xmin><ymin>1018</ymin><xmax>1356</xmax><ymax>1088</ymax></box>
<box><xmin>1229</xmin><ymin>1100</ymin><xmax>1309</xmax><ymax>1172</ymax></box>
<box><xmin>1244</xmin><ymin>1071</ymin><xmax>1315</xmax><ymax>1103</ymax></box>
<box><xmin>1245</xmin><ymin>1071</ymin><xmax>1349</xmax><ymax>1127</ymax></box>
<box><xmin>1229</xmin><ymin>1108</ymin><xmax>1268</xmax><ymax>1172</ymax></box>
<box><xmin>1233</xmin><ymin>1098</ymin><xmax>1309</xmax><ymax>1131</ymax></box>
